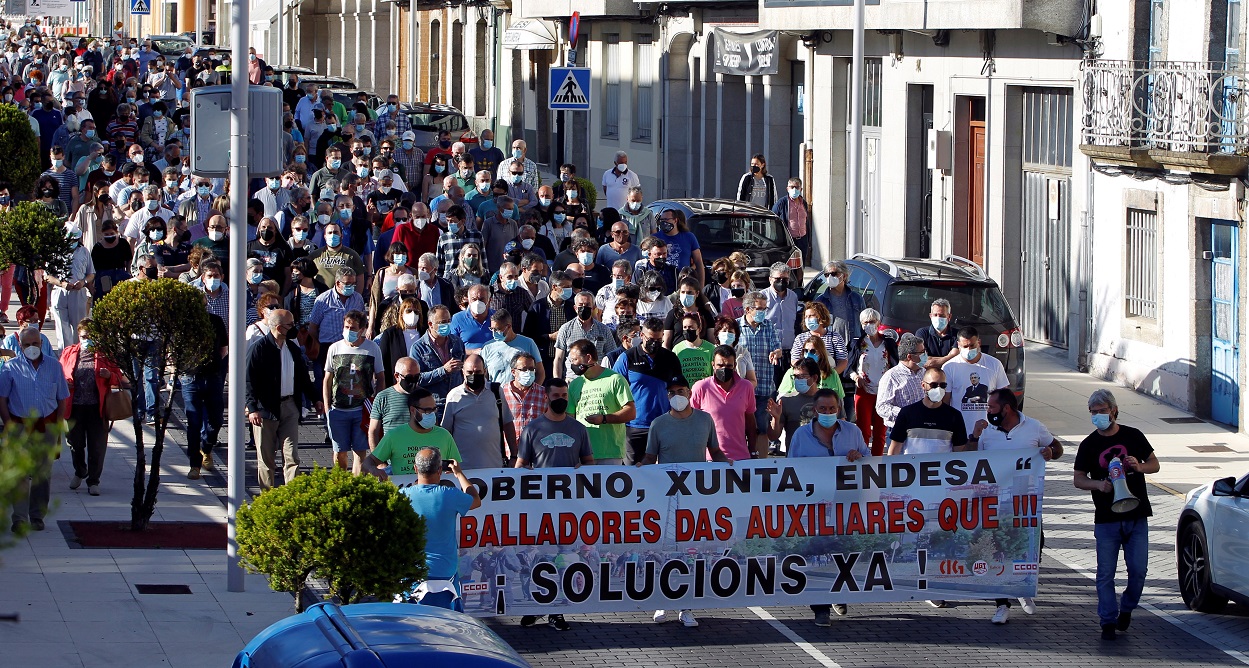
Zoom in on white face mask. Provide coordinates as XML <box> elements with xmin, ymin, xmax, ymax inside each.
<box><xmin>402</xmin><ymin>311</ymin><xmax>419</xmax><ymax>328</ymax></box>
<box><xmin>927</xmin><ymin>386</ymin><xmax>946</xmax><ymax>403</ymax></box>
<box><xmin>669</xmin><ymin>394</ymin><xmax>690</xmax><ymax>412</ymax></box>
<box><xmin>469</xmin><ymin>300</ymin><xmax>487</xmax><ymax>316</ymax></box>
<box><xmin>208</xmin><ymin>230</ymin><xmax>224</xmax><ymax>241</ymax></box>
<box><xmin>23</xmin><ymin>345</ymin><xmax>41</xmax><ymax>361</ymax></box>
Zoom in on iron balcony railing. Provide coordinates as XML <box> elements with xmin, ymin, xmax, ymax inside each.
<box><xmin>1081</xmin><ymin>59</ymin><xmax>1249</xmax><ymax>155</ymax></box>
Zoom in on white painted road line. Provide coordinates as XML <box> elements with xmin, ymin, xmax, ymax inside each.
<box><xmin>748</xmin><ymin>606</ymin><xmax>843</xmax><ymax>668</ymax></box>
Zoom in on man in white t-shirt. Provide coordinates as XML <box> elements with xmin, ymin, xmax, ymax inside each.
<box><xmin>601</xmin><ymin>151</ymin><xmax>641</xmax><ymax>211</ymax></box>
<box><xmin>323</xmin><ymin>309</ymin><xmax>386</xmax><ymax>472</ymax></box>
<box><xmin>968</xmin><ymin>387</ymin><xmax>1062</xmax><ymax>626</ymax></box>
<box><xmin>941</xmin><ymin>326</ymin><xmax>1009</xmax><ymax>434</ymax></box>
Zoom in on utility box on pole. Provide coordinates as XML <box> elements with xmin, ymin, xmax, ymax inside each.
<box><xmin>188</xmin><ymin>85</ymin><xmax>284</xmax><ymax>177</ymax></box>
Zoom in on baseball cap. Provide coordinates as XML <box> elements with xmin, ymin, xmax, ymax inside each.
<box><xmin>401</xmin><ymin>131</ymin><xmax>416</xmax><ymax>141</ymax></box>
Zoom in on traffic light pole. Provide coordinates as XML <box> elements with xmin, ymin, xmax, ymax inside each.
<box><xmin>226</xmin><ymin>0</ymin><xmax>250</xmax><ymax>593</ymax></box>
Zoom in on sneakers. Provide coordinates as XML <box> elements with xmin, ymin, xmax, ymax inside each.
<box><xmin>1101</xmin><ymin>624</ymin><xmax>1117</xmax><ymax>640</ymax></box>
<box><xmin>653</xmin><ymin>610</ymin><xmax>671</xmax><ymax>623</ymax></box>
<box><xmin>548</xmin><ymin>614</ymin><xmax>570</xmax><ymax>631</ymax></box>
<box><xmin>10</xmin><ymin>520</ymin><xmax>26</xmax><ymax>534</ymax></box>
<box><xmin>678</xmin><ymin>610</ymin><xmax>698</xmax><ymax>627</ymax></box>
<box><xmin>992</xmin><ymin>604</ymin><xmax>1009</xmax><ymax>625</ymax></box>
<box><xmin>926</xmin><ymin>600</ymin><xmax>948</xmax><ymax>608</ymax></box>
<box><xmin>187</xmin><ymin>467</ymin><xmax>201</xmax><ymax>480</ymax></box>
<box><xmin>520</xmin><ymin>615</ymin><xmax>541</xmax><ymax>627</ymax></box>
<box><xmin>202</xmin><ymin>451</ymin><xmax>214</xmax><ymax>471</ymax></box>
<box><xmin>832</xmin><ymin>604</ymin><xmax>848</xmax><ymax>616</ymax></box>
<box><xmin>88</xmin><ymin>485</ymin><xmax>100</xmax><ymax>496</ymax></box>
<box><xmin>813</xmin><ymin>611</ymin><xmax>832</xmax><ymax>627</ymax></box>
<box><xmin>69</xmin><ymin>475</ymin><xmax>83</xmax><ymax>490</ymax></box>
<box><xmin>1117</xmin><ymin>610</ymin><xmax>1132</xmax><ymax>631</ymax></box>
<box><xmin>1018</xmin><ymin>597</ymin><xmax>1036</xmax><ymax>615</ymax></box>
<box><xmin>30</xmin><ymin>518</ymin><xmax>45</xmax><ymax>531</ymax></box>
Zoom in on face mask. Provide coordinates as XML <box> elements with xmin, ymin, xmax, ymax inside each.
<box><xmin>267</xmin><ymin>179</ymin><xmax>280</xmax><ymax>191</ymax></box>
<box><xmin>512</xmin><ymin>149</ymin><xmax>523</xmax><ymax>160</ymax></box>
<box><xmin>567</xmin><ymin>191</ymin><xmax>579</xmax><ymax>202</ymax></box>
<box><xmin>932</xmin><ymin>316</ymin><xmax>949</xmax><ymax>331</ymax></box>
<box><xmin>790</xmin><ymin>376</ymin><xmax>812</xmax><ymax>395</ymax></box>
<box><xmin>326</xmin><ymin>233</ymin><xmax>341</xmax><ymax>247</ymax></box>
<box><xmin>295</xmin><ymin>154</ymin><xmax>307</xmax><ymax>163</ymax></box>
<box><xmin>327</xmin><ymin>124</ymin><xmax>338</xmax><ymax>133</ymax></box>
<box><xmin>927</xmin><ymin>386</ymin><xmax>946</xmax><ymax>402</ymax></box>
<box><xmin>516</xmin><ymin>238</ymin><xmax>534</xmax><ymax>251</ymax></box>
<box><xmin>418</xmin><ymin>411</ymin><xmax>437</xmax><ymax>429</ymax></box>
<box><xmin>436</xmin><ymin>323</ymin><xmax>452</xmax><ymax>336</ymax></box>
<box><xmin>148</xmin><ymin>228</ymin><xmax>164</xmax><ymax>241</ymax></box>
<box><xmin>714</xmin><ymin>367</ymin><xmax>733</xmax><ymax>383</ymax></box>
<box><xmin>203</xmin><ymin>277</ymin><xmax>220</xmax><ymax>291</ymax></box>
<box><xmin>510</xmin><ymin>173</ymin><xmax>523</xmax><ymax>184</ymax></box>
<box><xmin>986</xmin><ymin>410</ymin><xmax>1005</xmax><ymax>427</ymax></box>
<box><xmin>539</xmin><ymin>197</ymin><xmax>552</xmax><ymax>207</ymax></box>
<box><xmin>504</xmin><ymin>369</ymin><xmax>534</xmax><ymax>388</ymax></box>
<box><xmin>197</xmin><ymin>185</ymin><xmax>212</xmax><ymax>197</ymax></box>
<box><xmin>317</xmin><ymin>213</ymin><xmax>331</xmax><ymax>225</ymax></box>
<box><xmin>400</xmin><ymin>311</ymin><xmax>419</xmax><ymax>328</ymax></box>
<box><xmin>448</xmin><ymin>222</ymin><xmax>460</xmax><ymax>234</ymax></box>
<box><xmin>730</xmin><ymin>287</ymin><xmax>746</xmax><ymax>299</ymax></box>
<box><xmin>560</xmin><ymin>287</ymin><xmax>574</xmax><ymax>301</ymax></box>
<box><xmin>208</xmin><ymin>230</ymin><xmax>224</xmax><ymax>241</ymax></box>
<box><xmin>553</xmin><ymin>213</ymin><xmax>567</xmax><ymax>223</ymax></box>
<box><xmin>51</xmin><ymin>158</ymin><xmax>63</xmax><ymax>168</ymax></box>
<box><xmin>154</xmin><ymin>111</ymin><xmax>163</xmax><ymax>118</ymax></box>
<box><xmin>439</xmin><ymin>140</ymin><xmax>453</xmax><ymax>150</ymax></box>
<box><xmin>916</xmin><ymin>352</ymin><xmax>929</xmax><ymax>367</ymax></box>
<box><xmin>343</xmin><ymin>328</ymin><xmax>360</xmax><ymax>343</ymax></box>
<box><xmin>569</xmin><ymin>362</ymin><xmax>590</xmax><ymax>377</ymax></box>
<box><xmin>402</xmin><ymin>140</ymin><xmax>414</xmax><ymax>150</ymax></box>
<box><xmin>469</xmin><ymin>300</ymin><xmax>487</xmax><ymax>316</ymax></box>
<box><xmin>816</xmin><ymin>413</ymin><xmax>838</xmax><ymax>428</ymax></box>
<box><xmin>662</xmin><ymin>393</ymin><xmax>689</xmax><ymax>413</ymax></box>
<box><xmin>717</xmin><ymin>332</ymin><xmax>737</xmax><ymax>347</ymax></box>
<box><xmin>577</xmin><ymin>252</ymin><xmax>594</xmax><ymax>266</ymax></box>
<box><xmin>682</xmin><ymin>329</ymin><xmax>698</xmax><ymax>343</ymax></box>
<box><xmin>1091</xmin><ymin>413</ymin><xmax>1112</xmax><ymax>431</ymax></box>
<box><xmin>104</xmin><ymin>234</ymin><xmax>118</xmax><ymax>243</ymax></box>
<box><xmin>387</xmin><ymin>253</ymin><xmax>407</xmax><ymax>268</ymax></box>
<box><xmin>328</xmin><ymin>159</ymin><xmax>342</xmax><ymax>170</ymax></box>
<box><xmin>805</xmin><ymin>318</ymin><xmax>820</xmax><ymax>332</ymax></box>
<box><xmin>616</xmin><ymin>164</ymin><xmax>628</xmax><ymax>173</ymax></box>
<box><xmin>576</xmin><ymin>305</ymin><xmax>593</xmax><ymax>321</ymax></box>
<box><xmin>825</xmin><ymin>275</ymin><xmax>842</xmax><ymax>288</ymax></box>
<box><xmin>491</xmin><ymin>329</ymin><xmax>506</xmax><ymax>342</ymax></box>
<box><xmin>788</xmin><ymin>188</ymin><xmax>802</xmax><ymax>199</ymax></box>
<box><xmin>962</xmin><ymin>347</ymin><xmax>979</xmax><ymax>361</ymax></box>
<box><xmin>752</xmin><ymin>310</ymin><xmax>766</xmax><ymax>323</ymax></box>
<box><xmin>145</xmin><ymin>199</ymin><xmax>160</xmax><ymax>212</ymax></box>
<box><xmin>341</xmin><ymin>285</ymin><xmax>356</xmax><ymax>297</ymax></box>
<box><xmin>23</xmin><ymin>345</ymin><xmax>41</xmax><ymax>360</ymax></box>
<box><xmin>85</xmin><ymin>131</ymin><xmax>95</xmax><ymax>141</ymax></box>
<box><xmin>772</xmin><ymin>279</ymin><xmax>789</xmax><ymax>292</ymax></box>
<box><xmin>502</xmin><ymin>278</ymin><xmax>519</xmax><ymax>292</ymax></box>
<box><xmin>627</xmin><ymin>202</ymin><xmax>642</xmax><ymax>212</ymax></box>
<box><xmin>465</xmin><ymin>372</ymin><xmax>485</xmax><ymax>391</ymax></box>
<box><xmin>248</xmin><ymin>273</ymin><xmax>263</xmax><ymax>285</ymax></box>
<box><xmin>434</xmin><ymin>164</ymin><xmax>445</xmax><ymax>174</ymax></box>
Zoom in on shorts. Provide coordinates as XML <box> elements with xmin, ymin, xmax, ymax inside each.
<box><xmin>327</xmin><ymin>408</ymin><xmax>369</xmax><ymax>453</ymax></box>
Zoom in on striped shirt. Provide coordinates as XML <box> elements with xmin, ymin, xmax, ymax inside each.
<box><xmin>436</xmin><ymin>228</ymin><xmax>484</xmax><ymax>278</ymax></box>
<box><xmin>737</xmin><ymin>317</ymin><xmax>781</xmax><ymax>397</ymax></box>
<box><xmin>308</xmin><ymin>288</ymin><xmax>366</xmax><ymax>344</ymax></box>
<box><xmin>502</xmin><ymin>382</ymin><xmax>547</xmax><ymax>444</ymax></box>
<box><xmin>41</xmin><ymin>168</ymin><xmax>77</xmax><ymax>209</ymax></box>
<box><xmin>875</xmin><ymin>363</ymin><xmax>925</xmax><ymax>427</ymax></box>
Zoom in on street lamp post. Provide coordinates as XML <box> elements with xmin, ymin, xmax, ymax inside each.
<box><xmin>846</xmin><ymin>0</ymin><xmax>865</xmax><ymax>256</ymax></box>
<box><xmin>226</xmin><ymin>0</ymin><xmax>250</xmax><ymax>593</ymax></box>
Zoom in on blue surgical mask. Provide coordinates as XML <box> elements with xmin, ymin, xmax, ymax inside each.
<box><xmin>248</xmin><ymin>273</ymin><xmax>262</xmax><ymax>285</ymax></box>
<box><xmin>338</xmin><ymin>208</ymin><xmax>352</xmax><ymax>220</ymax></box>
<box><xmin>962</xmin><ymin>347</ymin><xmax>978</xmax><ymax>361</ymax></box>
<box><xmin>341</xmin><ymin>284</ymin><xmax>356</xmax><ymax>297</ymax></box>
<box><xmin>1091</xmin><ymin>413</ymin><xmax>1112</xmax><ymax>431</ymax></box>
<box><xmin>805</xmin><ymin>318</ymin><xmax>820</xmax><ymax>332</ymax></box>
<box><xmin>817</xmin><ymin>413</ymin><xmax>838</xmax><ymax>428</ymax></box>
<box><xmin>492</xmin><ymin>330</ymin><xmax>506</xmax><ymax>342</ymax></box>
<box><xmin>512</xmin><ymin>149</ymin><xmax>523</xmax><ymax>160</ymax></box>
<box><xmin>343</xmin><ymin>328</ymin><xmax>360</xmax><ymax>343</ymax></box>
<box><xmin>447</xmin><ymin>222</ymin><xmax>459</xmax><ymax>234</ymax></box>
<box><xmin>436</xmin><ymin>323</ymin><xmax>452</xmax><ymax>337</ymax></box>
<box><xmin>680</xmin><ymin>293</ymin><xmax>696</xmax><ymax>308</ymax></box>
<box><xmin>197</xmin><ymin>185</ymin><xmax>211</xmax><ymax>197</ymax></box>
<box><xmin>295</xmin><ymin>154</ymin><xmax>306</xmax><ymax>163</ymax></box>
<box><xmin>804</xmin><ymin>351</ymin><xmax>819</xmax><ymax>362</ymax></box>
<box><xmin>393</xmin><ymin>254</ymin><xmax>407</xmax><ymax>267</ymax></box>
<box><xmin>613</xmin><ymin>278</ymin><xmax>625</xmax><ymax>290</ymax></box>
<box><xmin>917</xmin><ymin>352</ymin><xmax>929</xmax><ymax>367</ymax></box>
<box><xmin>553</xmin><ymin>213</ymin><xmax>567</xmax><ymax>223</ymax></box>
<box><xmin>403</xmin><ymin>140</ymin><xmax>414</xmax><ymax>150</ymax></box>
<box><xmin>932</xmin><ymin>316</ymin><xmax>949</xmax><ymax>331</ymax></box>
<box><xmin>561</xmin><ymin>287</ymin><xmax>573</xmax><ymax>300</ymax></box>
<box><xmin>503</xmin><ymin>278</ymin><xmax>518</xmax><ymax>291</ymax></box>
<box><xmin>419</xmin><ymin>412</ymin><xmax>437</xmax><ymax>429</ymax></box>
<box><xmin>326</xmin><ymin>233</ymin><xmax>341</xmax><ymax>247</ymax></box>
<box><xmin>794</xmin><ymin>378</ymin><xmax>810</xmax><ymax>394</ymax></box>
<box><xmin>752</xmin><ymin>310</ymin><xmax>766</xmax><ymax>323</ymax></box>
<box><xmin>482</xmin><ymin>139</ymin><xmax>493</xmax><ymax>149</ymax></box>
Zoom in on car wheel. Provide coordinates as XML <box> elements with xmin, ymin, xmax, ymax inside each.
<box><xmin>1177</xmin><ymin>521</ymin><xmax>1228</xmax><ymax>612</ymax></box>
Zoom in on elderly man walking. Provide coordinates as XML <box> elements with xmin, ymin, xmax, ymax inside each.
<box><xmin>1</xmin><ymin>326</ymin><xmax>71</xmax><ymax>533</ymax></box>
<box><xmin>245</xmin><ymin>309</ymin><xmax>324</xmax><ymax>490</ymax></box>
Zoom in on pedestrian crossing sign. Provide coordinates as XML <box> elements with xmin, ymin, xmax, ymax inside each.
<box><xmin>130</xmin><ymin>0</ymin><xmax>150</xmax><ymax>14</ymax></box>
<box><xmin>549</xmin><ymin>67</ymin><xmax>591</xmax><ymax>111</ymax></box>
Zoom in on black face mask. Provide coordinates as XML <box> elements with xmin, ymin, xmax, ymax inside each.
<box><xmin>571</xmin><ymin>278</ymin><xmax>585</xmax><ymax>290</ymax></box>
<box><xmin>682</xmin><ymin>329</ymin><xmax>698</xmax><ymax>343</ymax></box>
<box><xmin>730</xmin><ymin>287</ymin><xmax>746</xmax><ymax>299</ymax></box>
<box><xmin>772</xmin><ymin>279</ymin><xmax>789</xmax><ymax>292</ymax></box>
<box><xmin>986</xmin><ymin>410</ymin><xmax>1005</xmax><ymax>427</ymax></box>
<box><xmin>570</xmin><ymin>362</ymin><xmax>589</xmax><ymax>377</ymax></box>
<box><xmin>465</xmin><ymin>372</ymin><xmax>485</xmax><ymax>391</ymax></box>
<box><xmin>549</xmin><ymin>398</ymin><xmax>569</xmax><ymax>414</ymax></box>
<box><xmin>576</xmin><ymin>305</ymin><xmax>592</xmax><ymax>321</ymax></box>
<box><xmin>259</xmin><ymin>228</ymin><xmax>275</xmax><ymax>242</ymax></box>
<box><xmin>144</xmin><ymin>265</ymin><xmax>158</xmax><ymax>280</ymax></box>
<box><xmin>177</xmin><ymin>230</ymin><xmax>192</xmax><ymax>245</ymax></box>
<box><xmin>398</xmin><ymin>374</ymin><xmax>420</xmax><ymax>394</ymax></box>
<box><xmin>750</xmin><ymin>165</ymin><xmax>761</xmax><ymax>174</ymax></box>
<box><xmin>642</xmin><ymin>339</ymin><xmax>660</xmax><ymax>354</ymax></box>
<box><xmin>712</xmin><ymin>271</ymin><xmax>727</xmax><ymax>285</ymax></box>
<box><xmin>714</xmin><ymin>367</ymin><xmax>734</xmax><ymax>383</ymax></box>
<box><xmin>652</xmin><ymin>258</ymin><xmax>667</xmax><ymax>269</ymax></box>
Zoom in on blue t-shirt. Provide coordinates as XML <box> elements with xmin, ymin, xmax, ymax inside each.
<box><xmin>787</xmin><ymin>421</ymin><xmax>871</xmax><ymax>459</ymax></box>
<box><xmin>613</xmin><ymin>347</ymin><xmax>682</xmax><ymax>429</ymax></box>
<box><xmin>481</xmin><ymin>335</ymin><xmax>543</xmax><ymax>385</ymax></box>
<box><xmin>655</xmin><ymin>230</ymin><xmax>700</xmax><ymax>274</ymax></box>
<box><xmin>450</xmin><ymin>310</ymin><xmax>493</xmax><ymax>349</ymax></box>
<box><xmin>403</xmin><ymin>483</ymin><xmax>474</xmax><ymax>579</ymax></box>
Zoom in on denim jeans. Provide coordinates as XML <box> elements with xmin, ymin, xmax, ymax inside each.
<box><xmin>131</xmin><ymin>340</ymin><xmax>161</xmax><ymax>416</ymax></box>
<box><xmin>1094</xmin><ymin>518</ymin><xmax>1149</xmax><ymax>626</ymax></box>
<box><xmin>181</xmin><ymin>369</ymin><xmax>224</xmax><ymax>467</ymax></box>
<box><xmin>327</xmin><ymin>407</ymin><xmax>368</xmax><ymax>453</ymax></box>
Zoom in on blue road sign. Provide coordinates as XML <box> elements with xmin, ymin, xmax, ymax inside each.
<box><xmin>130</xmin><ymin>0</ymin><xmax>150</xmax><ymax>15</ymax></box>
<box><xmin>549</xmin><ymin>67</ymin><xmax>591</xmax><ymax>111</ymax></box>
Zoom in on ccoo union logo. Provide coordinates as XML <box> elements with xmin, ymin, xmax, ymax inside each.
<box><xmin>1013</xmin><ymin>562</ymin><xmax>1039</xmax><ymax>573</ymax></box>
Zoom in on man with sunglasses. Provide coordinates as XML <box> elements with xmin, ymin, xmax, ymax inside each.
<box><xmin>887</xmin><ymin>367</ymin><xmax>967</xmax><ymax>457</ymax></box>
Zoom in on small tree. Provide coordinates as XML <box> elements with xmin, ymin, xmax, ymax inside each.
<box><xmin>0</xmin><ymin>421</ymin><xmax>65</xmax><ymax>546</ymax></box>
<box><xmin>85</xmin><ymin>279</ymin><xmax>213</xmax><ymax>530</ymax></box>
<box><xmin>0</xmin><ymin>103</ymin><xmax>41</xmax><ymax>194</ymax></box>
<box><xmin>0</xmin><ymin>202</ymin><xmax>77</xmax><ymax>305</ymax></box>
<box><xmin>237</xmin><ymin>467</ymin><xmax>427</xmax><ymax>611</ymax></box>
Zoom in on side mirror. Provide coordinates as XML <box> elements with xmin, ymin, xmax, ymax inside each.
<box><xmin>1211</xmin><ymin>477</ymin><xmax>1238</xmax><ymax>497</ymax></box>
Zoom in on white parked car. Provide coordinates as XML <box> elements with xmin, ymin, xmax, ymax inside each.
<box><xmin>1177</xmin><ymin>472</ymin><xmax>1249</xmax><ymax>611</ymax></box>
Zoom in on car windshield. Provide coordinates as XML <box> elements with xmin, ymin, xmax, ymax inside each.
<box><xmin>152</xmin><ymin>38</ymin><xmax>191</xmax><ymax>53</ymax></box>
<box><xmin>885</xmin><ymin>282</ymin><xmax>1014</xmax><ymax>326</ymax></box>
<box><xmin>405</xmin><ymin>112</ymin><xmax>469</xmax><ymax>133</ymax></box>
<box><xmin>689</xmin><ymin>215</ymin><xmax>788</xmax><ymax>250</ymax></box>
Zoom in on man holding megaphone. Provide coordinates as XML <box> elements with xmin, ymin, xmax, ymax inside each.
<box><xmin>1073</xmin><ymin>389</ymin><xmax>1161</xmax><ymax>642</ymax></box>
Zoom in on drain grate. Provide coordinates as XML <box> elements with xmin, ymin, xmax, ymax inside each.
<box><xmin>135</xmin><ymin>584</ymin><xmax>193</xmax><ymax>595</ymax></box>
<box><xmin>1161</xmin><ymin>417</ymin><xmax>1206</xmax><ymax>424</ymax></box>
<box><xmin>1188</xmin><ymin>445</ymin><xmax>1235</xmax><ymax>453</ymax></box>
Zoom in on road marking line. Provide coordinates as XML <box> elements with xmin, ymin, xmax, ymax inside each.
<box><xmin>748</xmin><ymin>606</ymin><xmax>842</xmax><ymax>668</ymax></box>
<box><xmin>1044</xmin><ymin>551</ymin><xmax>1249</xmax><ymax>666</ymax></box>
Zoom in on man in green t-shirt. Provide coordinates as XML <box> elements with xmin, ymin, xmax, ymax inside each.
<box><xmin>566</xmin><ymin>339</ymin><xmax>636</xmax><ymax>464</ymax></box>
<box><xmin>369</xmin><ymin>357</ymin><xmax>421</xmax><ymax>450</ymax></box>
<box><xmin>362</xmin><ymin>388</ymin><xmax>461</xmax><ymax>480</ymax></box>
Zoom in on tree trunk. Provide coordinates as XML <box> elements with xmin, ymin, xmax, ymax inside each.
<box><xmin>130</xmin><ymin>407</ymin><xmax>147</xmax><ymax>531</ymax></box>
<box><xmin>139</xmin><ymin>390</ymin><xmax>176</xmax><ymax>526</ymax></box>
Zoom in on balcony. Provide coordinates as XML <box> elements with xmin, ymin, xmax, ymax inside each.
<box><xmin>1080</xmin><ymin>59</ymin><xmax>1249</xmax><ymax>175</ymax></box>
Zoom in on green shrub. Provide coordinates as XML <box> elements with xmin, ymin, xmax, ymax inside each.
<box><xmin>85</xmin><ymin>279</ymin><xmax>214</xmax><ymax>530</ymax></box>
<box><xmin>574</xmin><ymin>176</ymin><xmax>597</xmax><ymax>212</ymax></box>
<box><xmin>237</xmin><ymin>467</ymin><xmax>427</xmax><ymax>610</ymax></box>
<box><xmin>0</xmin><ymin>103</ymin><xmax>41</xmax><ymax>194</ymax></box>
<box><xmin>0</xmin><ymin>201</ymin><xmax>77</xmax><ymax>292</ymax></box>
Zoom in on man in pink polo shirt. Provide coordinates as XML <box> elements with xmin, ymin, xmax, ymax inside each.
<box><xmin>690</xmin><ymin>345</ymin><xmax>761</xmax><ymax>460</ymax></box>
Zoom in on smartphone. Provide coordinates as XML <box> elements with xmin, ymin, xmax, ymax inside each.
<box><xmin>442</xmin><ymin>459</ymin><xmax>455</xmax><ymax>473</ymax></box>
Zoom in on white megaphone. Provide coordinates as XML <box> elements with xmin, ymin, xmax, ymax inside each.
<box><xmin>1108</xmin><ymin>456</ymin><xmax>1140</xmax><ymax>513</ymax></box>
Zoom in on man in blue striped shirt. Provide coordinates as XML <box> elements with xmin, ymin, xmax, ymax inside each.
<box><xmin>738</xmin><ymin>291</ymin><xmax>784</xmax><ymax>458</ymax></box>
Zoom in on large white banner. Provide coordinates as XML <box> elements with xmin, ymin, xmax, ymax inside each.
<box><xmin>395</xmin><ymin>449</ymin><xmax>1047</xmax><ymax>617</ymax></box>
<box><xmin>24</xmin><ymin>0</ymin><xmax>75</xmax><ymax>17</ymax></box>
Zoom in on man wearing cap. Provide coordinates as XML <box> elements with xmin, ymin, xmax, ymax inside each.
<box><xmin>366</xmin><ymin>169</ymin><xmax>402</xmax><ymax>215</ymax></box>
<box><xmin>373</xmin><ymin>94</ymin><xmax>411</xmax><ymax>139</ymax></box>
<box><xmin>395</xmin><ymin>130</ymin><xmax>424</xmax><ymax>183</ymax></box>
